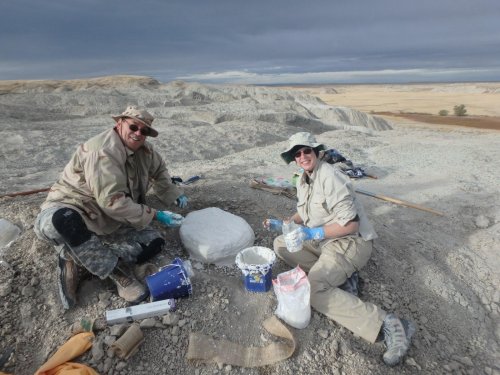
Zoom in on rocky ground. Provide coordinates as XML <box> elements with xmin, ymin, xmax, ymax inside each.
<box><xmin>0</xmin><ymin>77</ymin><xmax>499</xmax><ymax>374</ymax></box>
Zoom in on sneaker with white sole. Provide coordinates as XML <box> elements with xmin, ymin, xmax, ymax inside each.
<box><xmin>382</xmin><ymin>313</ymin><xmax>416</xmax><ymax>366</ymax></box>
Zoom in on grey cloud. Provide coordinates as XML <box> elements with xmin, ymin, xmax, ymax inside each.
<box><xmin>1</xmin><ymin>0</ymin><xmax>499</xmax><ymax>82</ymax></box>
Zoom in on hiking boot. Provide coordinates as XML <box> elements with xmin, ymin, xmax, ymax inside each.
<box><xmin>57</xmin><ymin>256</ymin><xmax>79</xmax><ymax>309</ymax></box>
<box><xmin>339</xmin><ymin>271</ymin><xmax>359</xmax><ymax>296</ymax></box>
<box><xmin>134</xmin><ymin>263</ymin><xmax>159</xmax><ymax>282</ymax></box>
<box><xmin>382</xmin><ymin>313</ymin><xmax>416</xmax><ymax>366</ymax></box>
<box><xmin>109</xmin><ymin>264</ymin><xmax>149</xmax><ymax>304</ymax></box>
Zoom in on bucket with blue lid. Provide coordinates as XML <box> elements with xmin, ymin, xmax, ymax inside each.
<box><xmin>235</xmin><ymin>246</ymin><xmax>276</xmax><ymax>292</ymax></box>
<box><xmin>145</xmin><ymin>258</ymin><xmax>194</xmax><ymax>301</ymax></box>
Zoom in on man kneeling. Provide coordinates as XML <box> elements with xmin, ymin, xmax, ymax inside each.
<box><xmin>34</xmin><ymin>105</ymin><xmax>188</xmax><ymax>308</ymax></box>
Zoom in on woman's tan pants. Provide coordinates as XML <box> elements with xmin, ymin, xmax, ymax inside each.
<box><xmin>274</xmin><ymin>235</ymin><xmax>386</xmax><ymax>343</ymax></box>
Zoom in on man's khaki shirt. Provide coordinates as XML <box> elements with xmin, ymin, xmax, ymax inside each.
<box><xmin>296</xmin><ymin>160</ymin><xmax>377</xmax><ymax>241</ymax></box>
<box><xmin>42</xmin><ymin>129</ymin><xmax>182</xmax><ymax>235</ymax></box>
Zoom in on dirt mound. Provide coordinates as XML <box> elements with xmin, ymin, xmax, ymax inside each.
<box><xmin>0</xmin><ymin>75</ymin><xmax>160</xmax><ymax>94</ymax></box>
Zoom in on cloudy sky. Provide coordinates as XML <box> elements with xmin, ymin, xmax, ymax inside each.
<box><xmin>1</xmin><ymin>0</ymin><xmax>499</xmax><ymax>84</ymax></box>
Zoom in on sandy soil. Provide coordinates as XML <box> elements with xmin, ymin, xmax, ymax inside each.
<box><xmin>0</xmin><ymin>77</ymin><xmax>499</xmax><ymax>375</ymax></box>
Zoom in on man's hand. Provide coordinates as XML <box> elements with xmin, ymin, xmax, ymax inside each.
<box><xmin>176</xmin><ymin>194</ymin><xmax>189</xmax><ymax>208</ymax></box>
<box><xmin>156</xmin><ymin>210</ymin><xmax>184</xmax><ymax>227</ymax></box>
<box><xmin>263</xmin><ymin>218</ymin><xmax>283</xmax><ymax>232</ymax></box>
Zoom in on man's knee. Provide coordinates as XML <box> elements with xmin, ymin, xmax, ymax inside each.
<box><xmin>52</xmin><ymin>208</ymin><xmax>92</xmax><ymax>247</ymax></box>
<box><xmin>137</xmin><ymin>237</ymin><xmax>165</xmax><ymax>264</ymax></box>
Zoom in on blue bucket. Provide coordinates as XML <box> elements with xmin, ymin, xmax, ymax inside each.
<box><xmin>235</xmin><ymin>247</ymin><xmax>276</xmax><ymax>293</ymax></box>
<box><xmin>145</xmin><ymin>258</ymin><xmax>193</xmax><ymax>301</ymax></box>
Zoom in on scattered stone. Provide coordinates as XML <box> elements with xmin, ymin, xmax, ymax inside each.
<box><xmin>99</xmin><ymin>291</ymin><xmax>113</xmax><ymax>301</ymax></box>
<box><xmin>106</xmin><ymin>348</ymin><xmax>115</xmax><ymax>358</ymax></box>
<box><xmin>103</xmin><ymin>357</ymin><xmax>113</xmax><ymax>373</ymax></box>
<box><xmin>317</xmin><ymin>329</ymin><xmax>329</xmax><ymax>339</ymax></box>
<box><xmin>140</xmin><ymin>318</ymin><xmax>157</xmax><ymax>329</ymax></box>
<box><xmin>162</xmin><ymin>313</ymin><xmax>179</xmax><ymax>326</ymax></box>
<box><xmin>103</xmin><ymin>335</ymin><xmax>116</xmax><ymax>346</ymax></box>
<box><xmin>0</xmin><ymin>283</ymin><xmax>12</xmax><ymax>297</ymax></box>
<box><xmin>21</xmin><ymin>285</ymin><xmax>35</xmax><ymax>297</ymax></box>
<box><xmin>474</xmin><ymin>215</ymin><xmax>490</xmax><ymax>228</ymax></box>
<box><xmin>452</xmin><ymin>355</ymin><xmax>474</xmax><ymax>367</ymax></box>
<box><xmin>171</xmin><ymin>326</ymin><xmax>180</xmax><ymax>336</ymax></box>
<box><xmin>91</xmin><ymin>338</ymin><xmax>105</xmax><ymax>362</ymax></box>
<box><xmin>438</xmin><ymin>334</ymin><xmax>448</xmax><ymax>342</ymax></box>
<box><xmin>405</xmin><ymin>357</ymin><xmax>421</xmax><ymax>370</ymax></box>
<box><xmin>331</xmin><ymin>339</ymin><xmax>340</xmax><ymax>354</ymax></box>
<box><xmin>110</xmin><ymin>324</ymin><xmax>128</xmax><ymax>337</ymax></box>
<box><xmin>115</xmin><ymin>361</ymin><xmax>127</xmax><ymax>371</ymax></box>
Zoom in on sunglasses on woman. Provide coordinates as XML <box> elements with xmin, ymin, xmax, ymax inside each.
<box><xmin>294</xmin><ymin>147</ymin><xmax>313</xmax><ymax>159</ymax></box>
<box><xmin>127</xmin><ymin>123</ymin><xmax>151</xmax><ymax>136</ymax></box>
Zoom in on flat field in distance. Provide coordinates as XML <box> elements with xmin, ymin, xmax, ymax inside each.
<box><xmin>284</xmin><ymin>82</ymin><xmax>500</xmax><ymax>130</ymax></box>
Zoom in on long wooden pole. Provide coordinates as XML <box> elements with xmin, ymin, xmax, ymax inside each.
<box><xmin>2</xmin><ymin>185</ymin><xmax>444</xmax><ymax>217</ymax></box>
<box><xmin>0</xmin><ymin>187</ymin><xmax>50</xmax><ymax>199</ymax></box>
<box><xmin>355</xmin><ymin>188</ymin><xmax>444</xmax><ymax>216</ymax></box>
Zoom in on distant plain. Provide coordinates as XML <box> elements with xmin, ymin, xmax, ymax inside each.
<box><xmin>284</xmin><ymin>82</ymin><xmax>500</xmax><ymax>130</ymax></box>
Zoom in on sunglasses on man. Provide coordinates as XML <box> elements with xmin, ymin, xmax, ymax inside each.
<box><xmin>127</xmin><ymin>122</ymin><xmax>151</xmax><ymax>136</ymax></box>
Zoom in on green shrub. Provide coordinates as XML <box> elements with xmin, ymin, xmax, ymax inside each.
<box><xmin>438</xmin><ymin>110</ymin><xmax>449</xmax><ymax>116</ymax></box>
<box><xmin>453</xmin><ymin>104</ymin><xmax>467</xmax><ymax>116</ymax></box>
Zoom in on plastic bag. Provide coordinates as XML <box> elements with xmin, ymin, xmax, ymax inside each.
<box><xmin>272</xmin><ymin>266</ymin><xmax>311</xmax><ymax>329</ymax></box>
<box><xmin>0</xmin><ymin>218</ymin><xmax>20</xmax><ymax>249</ymax></box>
<box><xmin>282</xmin><ymin>221</ymin><xmax>303</xmax><ymax>252</ymax></box>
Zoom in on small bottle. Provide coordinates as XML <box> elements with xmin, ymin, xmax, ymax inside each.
<box><xmin>182</xmin><ymin>259</ymin><xmax>194</xmax><ymax>278</ymax></box>
<box><xmin>282</xmin><ymin>220</ymin><xmax>303</xmax><ymax>252</ymax></box>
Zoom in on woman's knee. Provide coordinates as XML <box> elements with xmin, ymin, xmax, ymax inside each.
<box><xmin>308</xmin><ymin>254</ymin><xmax>350</xmax><ymax>292</ymax></box>
<box><xmin>347</xmin><ymin>238</ymin><xmax>372</xmax><ymax>270</ymax></box>
<box><xmin>273</xmin><ymin>235</ymin><xmax>288</xmax><ymax>259</ymax></box>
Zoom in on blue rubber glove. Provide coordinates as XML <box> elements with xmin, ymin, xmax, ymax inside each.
<box><xmin>176</xmin><ymin>194</ymin><xmax>188</xmax><ymax>208</ymax></box>
<box><xmin>156</xmin><ymin>210</ymin><xmax>184</xmax><ymax>227</ymax></box>
<box><xmin>263</xmin><ymin>218</ymin><xmax>283</xmax><ymax>233</ymax></box>
<box><xmin>299</xmin><ymin>226</ymin><xmax>325</xmax><ymax>241</ymax></box>
<box><xmin>284</xmin><ymin>225</ymin><xmax>325</xmax><ymax>252</ymax></box>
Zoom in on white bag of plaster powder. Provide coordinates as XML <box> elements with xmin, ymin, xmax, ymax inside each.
<box><xmin>272</xmin><ymin>266</ymin><xmax>311</xmax><ymax>329</ymax></box>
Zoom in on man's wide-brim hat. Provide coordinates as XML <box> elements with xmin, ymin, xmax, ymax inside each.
<box><xmin>280</xmin><ymin>131</ymin><xmax>326</xmax><ymax>164</ymax></box>
<box><xmin>112</xmin><ymin>105</ymin><xmax>158</xmax><ymax>137</ymax></box>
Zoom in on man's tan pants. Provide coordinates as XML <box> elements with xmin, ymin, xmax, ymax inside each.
<box><xmin>274</xmin><ymin>235</ymin><xmax>386</xmax><ymax>343</ymax></box>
